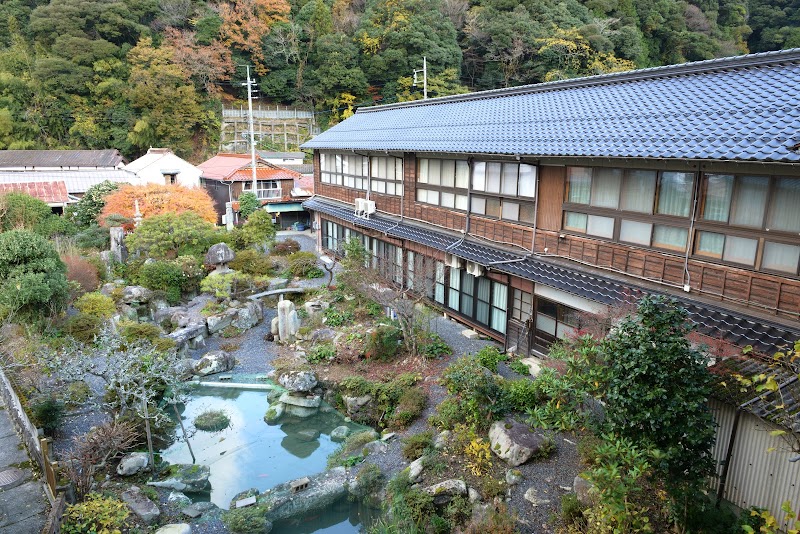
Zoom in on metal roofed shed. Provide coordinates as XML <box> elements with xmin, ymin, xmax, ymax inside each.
<box><xmin>303</xmin><ymin>48</ymin><xmax>800</xmax><ymax>164</ymax></box>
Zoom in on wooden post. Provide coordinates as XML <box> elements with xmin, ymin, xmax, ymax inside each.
<box><xmin>40</xmin><ymin>438</ymin><xmax>57</xmax><ymax>500</ymax></box>
<box><xmin>283</xmin><ymin>122</ymin><xmax>288</xmax><ymax>151</ymax></box>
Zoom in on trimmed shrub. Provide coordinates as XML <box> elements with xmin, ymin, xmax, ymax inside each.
<box><xmin>64</xmin><ymin>313</ymin><xmax>104</xmax><ymax>344</ymax></box>
<box><xmin>74</xmin><ymin>292</ymin><xmax>116</xmax><ymax>319</ymax></box>
<box><xmin>137</xmin><ymin>260</ymin><xmax>184</xmax><ymax>304</ymax></box>
<box><xmin>229</xmin><ymin>249</ymin><xmax>273</xmax><ymax>276</ymax></box>
<box><xmin>476</xmin><ymin>346</ymin><xmax>507</xmax><ymax>372</ymax></box>
<box><xmin>0</xmin><ymin>230</ymin><xmax>69</xmax><ymax>320</ymax></box>
<box><xmin>62</xmin><ymin>493</ymin><xmax>130</xmax><ymax>533</ymax></box>
<box><xmin>390</xmin><ymin>387</ymin><xmax>427</xmax><ymax>428</ymax></box>
<box><xmin>401</xmin><ymin>431</ymin><xmax>434</xmax><ymax>460</ymax></box>
<box><xmin>272</xmin><ymin>238</ymin><xmax>300</xmax><ymax>256</ymax></box>
<box><xmin>74</xmin><ymin>224</ymin><xmax>111</xmax><ymax>250</ymax></box>
<box><xmin>364</xmin><ymin>325</ymin><xmax>401</xmax><ymax>361</ymax></box>
<box><xmin>238</xmin><ymin>192</ymin><xmax>259</xmax><ymax>220</ymax></box>
<box><xmin>30</xmin><ymin>396</ymin><xmax>65</xmax><ymax>436</ymax></box>
<box><xmin>287</xmin><ymin>251</ymin><xmax>318</xmax><ymax>277</ymax></box>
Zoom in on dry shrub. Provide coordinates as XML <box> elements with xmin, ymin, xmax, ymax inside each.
<box><xmin>62</xmin><ymin>254</ymin><xmax>100</xmax><ymax>297</ymax></box>
<box><xmin>64</xmin><ymin>420</ymin><xmax>139</xmax><ymax>498</ymax></box>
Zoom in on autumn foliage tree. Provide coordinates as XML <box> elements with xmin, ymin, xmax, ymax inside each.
<box><xmin>219</xmin><ymin>0</ymin><xmax>291</xmax><ymax>73</ymax></box>
<box><xmin>99</xmin><ymin>184</ymin><xmax>217</xmax><ymax>230</ymax></box>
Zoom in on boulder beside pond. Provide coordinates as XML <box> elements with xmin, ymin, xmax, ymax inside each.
<box><xmin>148</xmin><ymin>464</ymin><xmax>211</xmax><ymax>493</ymax></box>
<box><xmin>254</xmin><ymin>466</ymin><xmax>351</xmax><ymax>523</ymax></box>
<box><xmin>117</xmin><ymin>452</ymin><xmax>149</xmax><ymax>476</ymax></box>
<box><xmin>193</xmin><ymin>350</ymin><xmax>235</xmax><ymax>376</ymax></box>
<box><xmin>121</xmin><ymin>485</ymin><xmax>160</xmax><ymax>525</ymax></box>
<box><xmin>278</xmin><ymin>371</ymin><xmax>318</xmax><ymax>393</ymax></box>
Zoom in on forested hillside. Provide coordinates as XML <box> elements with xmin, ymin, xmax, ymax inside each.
<box><xmin>0</xmin><ymin>0</ymin><xmax>797</xmax><ymax>160</ymax></box>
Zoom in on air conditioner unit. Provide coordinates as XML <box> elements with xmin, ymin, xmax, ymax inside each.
<box><xmin>363</xmin><ymin>199</ymin><xmax>376</xmax><ymax>217</ymax></box>
<box><xmin>445</xmin><ymin>253</ymin><xmax>464</xmax><ymax>269</ymax></box>
<box><xmin>466</xmin><ymin>261</ymin><xmax>484</xmax><ymax>277</ymax></box>
<box><xmin>354</xmin><ymin>198</ymin><xmax>367</xmax><ymax>217</ymax></box>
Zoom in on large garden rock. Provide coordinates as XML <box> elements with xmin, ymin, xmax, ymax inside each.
<box><xmin>193</xmin><ymin>350</ymin><xmax>234</xmax><ymax>376</ymax></box>
<box><xmin>207</xmin><ymin>309</ymin><xmax>238</xmax><ymax>334</ymax></box>
<box><xmin>155</xmin><ymin>525</ymin><xmax>192</xmax><ymax>534</ymax></box>
<box><xmin>122</xmin><ymin>286</ymin><xmax>153</xmax><ymax>304</ymax></box>
<box><xmin>406</xmin><ymin>457</ymin><xmax>425</xmax><ymax>483</ymax></box>
<box><xmin>278</xmin><ymin>371</ymin><xmax>318</xmax><ymax>393</ymax></box>
<box><xmin>342</xmin><ymin>394</ymin><xmax>372</xmax><ymax>417</ymax></box>
<box><xmin>117</xmin><ymin>452</ymin><xmax>149</xmax><ymax>476</ymax></box>
<box><xmin>264</xmin><ymin>403</ymin><xmax>285</xmax><ymax>424</ymax></box>
<box><xmin>423</xmin><ymin>479</ymin><xmax>467</xmax><ymax>505</ymax></box>
<box><xmin>489</xmin><ymin>419</ymin><xmax>549</xmax><ymax>467</ymax></box>
<box><xmin>279</xmin><ymin>393</ymin><xmax>321</xmax><ymax>408</ymax></box>
<box><xmin>256</xmin><ymin>466</ymin><xmax>351</xmax><ymax>523</ymax></box>
<box><xmin>574</xmin><ymin>475</ymin><xmax>597</xmax><ymax>507</ymax></box>
<box><xmin>149</xmin><ymin>464</ymin><xmax>210</xmax><ymax>493</ymax></box>
<box><xmin>232</xmin><ymin>301</ymin><xmax>263</xmax><ymax>330</ymax></box>
<box><xmin>168</xmin><ymin>323</ymin><xmax>207</xmax><ymax>350</ymax></box>
<box><xmin>122</xmin><ymin>486</ymin><xmax>160</xmax><ymax>525</ymax></box>
<box><xmin>330</xmin><ymin>426</ymin><xmax>350</xmax><ymax>442</ymax></box>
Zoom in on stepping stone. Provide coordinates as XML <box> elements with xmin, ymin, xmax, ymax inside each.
<box><xmin>236</xmin><ymin>496</ymin><xmax>257</xmax><ymax>508</ymax></box>
<box><xmin>461</xmin><ymin>329</ymin><xmax>479</xmax><ymax>339</ymax></box>
<box><xmin>181</xmin><ymin>506</ymin><xmax>202</xmax><ymax>519</ymax></box>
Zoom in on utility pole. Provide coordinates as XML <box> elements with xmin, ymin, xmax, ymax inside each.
<box><xmin>241</xmin><ymin>65</ymin><xmax>258</xmax><ymax>195</ymax></box>
<box><xmin>413</xmin><ymin>56</ymin><xmax>427</xmax><ymax>99</ymax></box>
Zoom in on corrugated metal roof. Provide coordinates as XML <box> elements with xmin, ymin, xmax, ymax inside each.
<box><xmin>304</xmin><ymin>196</ymin><xmax>800</xmax><ymax>354</ymax></box>
<box><xmin>0</xmin><ymin>170</ymin><xmax>135</xmax><ymax>194</ymax></box>
<box><xmin>303</xmin><ymin>48</ymin><xmax>800</xmax><ymax>163</ymax></box>
<box><xmin>0</xmin><ymin>181</ymin><xmax>70</xmax><ymax>204</ymax></box>
<box><xmin>0</xmin><ymin>149</ymin><xmax>125</xmax><ymax>168</ymax></box>
<box><xmin>257</xmin><ymin>151</ymin><xmax>306</xmax><ymax>159</ymax></box>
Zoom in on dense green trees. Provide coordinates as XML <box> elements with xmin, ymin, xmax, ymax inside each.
<box><xmin>0</xmin><ymin>0</ymin><xmax>794</xmax><ymax>153</ymax></box>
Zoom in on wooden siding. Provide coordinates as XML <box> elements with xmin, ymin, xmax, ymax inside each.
<box><xmin>535</xmin><ymin>228</ymin><xmax>800</xmax><ymax>319</ymax></box>
<box><xmin>537</xmin><ymin>165</ymin><xmax>565</xmax><ymax>231</ymax></box>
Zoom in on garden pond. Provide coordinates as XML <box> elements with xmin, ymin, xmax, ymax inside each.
<box><xmin>161</xmin><ymin>383</ymin><xmax>377</xmax><ymax>533</ymax></box>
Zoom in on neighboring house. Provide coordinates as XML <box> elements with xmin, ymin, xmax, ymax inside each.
<box><xmin>0</xmin><ymin>170</ymin><xmax>136</xmax><ymax>199</ymax></box>
<box><xmin>124</xmin><ymin>148</ymin><xmax>201</xmax><ymax>188</ymax></box>
<box><xmin>257</xmin><ymin>151</ymin><xmax>306</xmax><ymax>166</ymax></box>
<box><xmin>198</xmin><ymin>153</ymin><xmax>310</xmax><ymax>227</ymax></box>
<box><xmin>0</xmin><ymin>181</ymin><xmax>71</xmax><ymax>212</ymax></box>
<box><xmin>303</xmin><ymin>49</ymin><xmax>800</xmax><ymax>519</ymax></box>
<box><xmin>0</xmin><ymin>149</ymin><xmax>135</xmax><ymax>201</ymax></box>
<box><xmin>0</xmin><ymin>149</ymin><xmax>125</xmax><ymax>170</ymax></box>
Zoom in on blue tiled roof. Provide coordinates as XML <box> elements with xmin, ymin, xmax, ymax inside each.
<box><xmin>303</xmin><ymin>49</ymin><xmax>800</xmax><ymax>163</ymax></box>
<box><xmin>304</xmin><ymin>196</ymin><xmax>800</xmax><ymax>353</ymax></box>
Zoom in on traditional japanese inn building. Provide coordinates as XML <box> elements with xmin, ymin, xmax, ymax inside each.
<box><xmin>302</xmin><ymin>48</ymin><xmax>800</xmax><ymax>358</ymax></box>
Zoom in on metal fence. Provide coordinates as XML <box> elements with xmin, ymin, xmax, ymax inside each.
<box><xmin>222</xmin><ymin>106</ymin><xmax>314</xmax><ymax>120</ymax></box>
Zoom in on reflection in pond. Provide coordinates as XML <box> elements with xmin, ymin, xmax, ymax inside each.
<box><xmin>160</xmin><ymin>385</ymin><xmax>369</xmax><ymax>527</ymax></box>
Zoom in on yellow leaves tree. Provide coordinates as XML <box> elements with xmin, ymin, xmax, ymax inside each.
<box><xmin>537</xmin><ymin>28</ymin><xmax>635</xmax><ymax>82</ymax></box>
<box><xmin>99</xmin><ymin>184</ymin><xmax>218</xmax><ymax>230</ymax></box>
<box><xmin>219</xmin><ymin>0</ymin><xmax>291</xmax><ymax>74</ymax></box>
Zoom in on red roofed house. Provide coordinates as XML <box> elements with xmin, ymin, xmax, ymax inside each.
<box><xmin>0</xmin><ymin>181</ymin><xmax>72</xmax><ymax>213</ymax></box>
<box><xmin>198</xmin><ymin>153</ymin><xmax>312</xmax><ymax>228</ymax></box>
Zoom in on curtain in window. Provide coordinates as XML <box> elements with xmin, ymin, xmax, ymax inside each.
<box><xmin>762</xmin><ymin>242</ymin><xmax>800</xmax><ymax>273</ymax></box>
<box><xmin>501</xmin><ymin>202</ymin><xmax>519</xmax><ymax>221</ymax></box>
<box><xmin>564</xmin><ymin>212</ymin><xmax>587</xmax><ymax>232</ymax></box>
<box><xmin>501</xmin><ymin>164</ymin><xmax>518</xmax><ymax>195</ymax></box>
<box><xmin>567</xmin><ymin>167</ymin><xmax>591</xmax><ymax>204</ymax></box>
<box><xmin>441</xmin><ymin>160</ymin><xmax>455</xmax><ymax>188</ymax></box>
<box><xmin>418</xmin><ymin>159</ymin><xmax>429</xmax><ymax>183</ymax></box>
<box><xmin>723</xmin><ymin>236</ymin><xmax>757</xmax><ymax>266</ymax></box>
<box><xmin>590</xmin><ymin>168</ymin><xmax>622</xmax><ymax>208</ymax></box>
<box><xmin>435</xmin><ymin>263</ymin><xmax>445</xmax><ymax>303</ymax></box>
<box><xmin>703</xmin><ymin>174</ymin><xmax>733</xmax><ymax>222</ymax></box>
<box><xmin>428</xmin><ymin>159</ymin><xmax>441</xmax><ymax>186</ymax></box>
<box><xmin>657</xmin><ymin>172</ymin><xmax>694</xmax><ymax>217</ymax></box>
<box><xmin>652</xmin><ymin>225</ymin><xmax>688</xmax><ymax>250</ymax></box>
<box><xmin>768</xmin><ymin>178</ymin><xmax>800</xmax><ymax>232</ymax></box>
<box><xmin>472</xmin><ymin>162</ymin><xmax>486</xmax><ymax>191</ymax></box>
<box><xmin>455</xmin><ymin>161</ymin><xmax>470</xmax><ymax>189</ymax></box>
<box><xmin>518</xmin><ymin>165</ymin><xmax>536</xmax><ymax>198</ymax></box>
<box><xmin>587</xmin><ymin>215</ymin><xmax>614</xmax><ymax>238</ymax></box>
<box><xmin>449</xmin><ymin>267</ymin><xmax>461</xmax><ymax>311</ymax></box>
<box><xmin>730</xmin><ymin>176</ymin><xmax>769</xmax><ymax>227</ymax></box>
<box><xmin>696</xmin><ymin>231</ymin><xmax>724</xmax><ymax>257</ymax></box>
<box><xmin>486</xmin><ymin>163</ymin><xmax>501</xmax><ymax>193</ymax></box>
<box><xmin>490</xmin><ymin>283</ymin><xmax>507</xmax><ymax>334</ymax></box>
<box><xmin>619</xmin><ymin>220</ymin><xmax>652</xmax><ymax>245</ymax></box>
<box><xmin>620</xmin><ymin>170</ymin><xmax>657</xmax><ymax>213</ymax></box>
<box><xmin>476</xmin><ymin>278</ymin><xmax>490</xmax><ymax>325</ymax></box>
